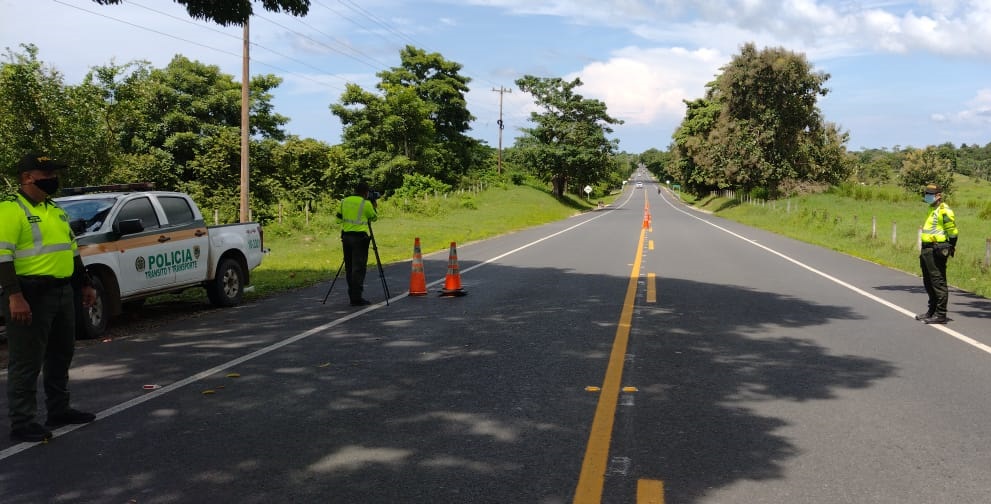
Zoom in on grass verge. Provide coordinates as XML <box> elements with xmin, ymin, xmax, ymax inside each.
<box><xmin>685</xmin><ymin>177</ymin><xmax>991</xmax><ymax>299</ymax></box>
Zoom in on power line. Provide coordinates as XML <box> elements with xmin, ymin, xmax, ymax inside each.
<box><xmin>52</xmin><ymin>0</ymin><xmax>241</xmax><ymax>59</ymax></box>
<box><xmin>255</xmin><ymin>14</ymin><xmax>385</xmax><ymax>73</ymax></box>
<box><xmin>50</xmin><ymin>0</ymin><xmax>346</xmax><ymax>93</ymax></box>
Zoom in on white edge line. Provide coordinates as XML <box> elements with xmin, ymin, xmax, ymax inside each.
<box><xmin>658</xmin><ymin>191</ymin><xmax>991</xmax><ymax>356</ymax></box>
<box><xmin>1</xmin><ymin>188</ymin><xmax>637</xmax><ymax>459</ymax></box>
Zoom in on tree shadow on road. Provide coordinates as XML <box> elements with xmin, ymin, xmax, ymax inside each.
<box><xmin>0</xmin><ymin>263</ymin><xmax>896</xmax><ymax>504</ymax></box>
<box><xmin>620</xmin><ymin>278</ymin><xmax>895</xmax><ymax>503</ymax></box>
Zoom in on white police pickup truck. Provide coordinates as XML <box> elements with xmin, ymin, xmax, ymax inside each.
<box><xmin>56</xmin><ymin>183</ymin><xmax>266</xmax><ymax>338</ymax></box>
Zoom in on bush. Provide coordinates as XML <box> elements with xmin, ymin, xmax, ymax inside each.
<box><xmin>979</xmin><ymin>202</ymin><xmax>991</xmax><ymax>221</ymax></box>
<box><xmin>391</xmin><ymin>173</ymin><xmax>452</xmax><ymax>200</ymax></box>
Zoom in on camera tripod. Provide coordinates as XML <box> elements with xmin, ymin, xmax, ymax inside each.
<box><xmin>322</xmin><ymin>221</ymin><xmax>391</xmax><ymax>306</ymax></box>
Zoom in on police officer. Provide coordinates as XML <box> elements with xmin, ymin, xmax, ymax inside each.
<box><xmin>914</xmin><ymin>183</ymin><xmax>958</xmax><ymax>325</ymax></box>
<box><xmin>1</xmin><ymin>153</ymin><xmax>97</xmax><ymax>443</ymax></box>
<box><xmin>338</xmin><ymin>181</ymin><xmax>378</xmax><ymax>306</ymax></box>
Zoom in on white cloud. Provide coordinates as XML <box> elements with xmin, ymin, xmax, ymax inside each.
<box><xmin>567</xmin><ymin>46</ymin><xmax>724</xmax><ymax>125</ymax></box>
<box><xmin>465</xmin><ymin>0</ymin><xmax>991</xmax><ymax>59</ymax></box>
<box><xmin>933</xmin><ymin>88</ymin><xmax>991</xmax><ymax>124</ymax></box>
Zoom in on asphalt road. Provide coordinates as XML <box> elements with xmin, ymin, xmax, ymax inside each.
<box><xmin>1</xmin><ymin>179</ymin><xmax>990</xmax><ymax>504</ymax></box>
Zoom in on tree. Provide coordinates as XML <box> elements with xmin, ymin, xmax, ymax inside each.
<box><xmin>514</xmin><ymin>76</ymin><xmax>623</xmax><ymax>197</ymax></box>
<box><xmin>91</xmin><ymin>0</ymin><xmax>309</xmax><ymax>26</ymax></box>
<box><xmin>899</xmin><ymin>146</ymin><xmax>954</xmax><ymax>195</ymax></box>
<box><xmin>330</xmin><ymin>82</ymin><xmax>436</xmax><ymax>191</ymax></box>
<box><xmin>377</xmin><ymin>46</ymin><xmax>476</xmax><ymax>181</ymax></box>
<box><xmin>0</xmin><ymin>44</ymin><xmax>106</xmax><ymax>187</ymax></box>
<box><xmin>671</xmin><ymin>43</ymin><xmax>848</xmax><ymax>196</ymax></box>
<box><xmin>89</xmin><ymin>55</ymin><xmax>288</xmax><ymax>201</ymax></box>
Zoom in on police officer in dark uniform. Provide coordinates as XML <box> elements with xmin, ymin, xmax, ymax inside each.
<box><xmin>1</xmin><ymin>153</ymin><xmax>97</xmax><ymax>443</ymax></box>
<box><xmin>914</xmin><ymin>183</ymin><xmax>958</xmax><ymax>324</ymax></box>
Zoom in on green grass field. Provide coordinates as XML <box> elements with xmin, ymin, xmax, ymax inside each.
<box><xmin>688</xmin><ymin>175</ymin><xmax>991</xmax><ymax>299</ymax></box>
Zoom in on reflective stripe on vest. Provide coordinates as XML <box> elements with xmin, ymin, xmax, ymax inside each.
<box><xmin>12</xmin><ymin>198</ymin><xmax>73</xmax><ymax>258</ymax></box>
<box><xmin>920</xmin><ymin>203</ymin><xmax>952</xmax><ymax>243</ymax></box>
<box><xmin>343</xmin><ymin>199</ymin><xmax>370</xmax><ymax>226</ymax></box>
<box><xmin>0</xmin><ymin>195</ymin><xmax>76</xmax><ymax>277</ymax></box>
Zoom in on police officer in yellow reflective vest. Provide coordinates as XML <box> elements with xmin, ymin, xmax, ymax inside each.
<box><xmin>915</xmin><ymin>183</ymin><xmax>958</xmax><ymax>325</ymax></box>
<box><xmin>338</xmin><ymin>181</ymin><xmax>378</xmax><ymax>306</ymax></box>
<box><xmin>1</xmin><ymin>153</ymin><xmax>97</xmax><ymax>443</ymax></box>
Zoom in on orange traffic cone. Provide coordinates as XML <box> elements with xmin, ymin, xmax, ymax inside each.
<box><xmin>439</xmin><ymin>241</ymin><xmax>467</xmax><ymax>297</ymax></box>
<box><xmin>409</xmin><ymin>237</ymin><xmax>428</xmax><ymax>296</ymax></box>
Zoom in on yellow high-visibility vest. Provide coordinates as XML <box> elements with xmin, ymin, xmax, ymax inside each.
<box><xmin>339</xmin><ymin>195</ymin><xmax>377</xmax><ymax>233</ymax></box>
<box><xmin>0</xmin><ymin>193</ymin><xmax>78</xmax><ymax>277</ymax></box>
<box><xmin>920</xmin><ymin>202</ymin><xmax>958</xmax><ymax>244</ymax></box>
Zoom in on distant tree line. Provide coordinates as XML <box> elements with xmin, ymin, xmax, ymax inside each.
<box><xmin>0</xmin><ymin>42</ymin><xmax>630</xmax><ymax>223</ymax></box>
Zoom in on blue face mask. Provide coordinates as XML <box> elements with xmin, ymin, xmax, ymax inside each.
<box><xmin>924</xmin><ymin>193</ymin><xmax>936</xmax><ymax>204</ymax></box>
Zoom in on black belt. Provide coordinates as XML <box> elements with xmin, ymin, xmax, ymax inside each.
<box><xmin>18</xmin><ymin>275</ymin><xmax>71</xmax><ymax>288</ymax></box>
<box><xmin>921</xmin><ymin>242</ymin><xmax>949</xmax><ymax>249</ymax></box>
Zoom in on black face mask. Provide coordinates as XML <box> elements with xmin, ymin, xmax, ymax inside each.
<box><xmin>33</xmin><ymin>176</ymin><xmax>60</xmax><ymax>196</ymax></box>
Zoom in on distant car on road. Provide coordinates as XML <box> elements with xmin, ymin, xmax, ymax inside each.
<box><xmin>636</xmin><ymin>182</ymin><xmax>644</xmax><ymax>188</ymax></box>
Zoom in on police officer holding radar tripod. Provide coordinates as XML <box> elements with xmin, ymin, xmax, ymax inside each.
<box><xmin>324</xmin><ymin>181</ymin><xmax>389</xmax><ymax>306</ymax></box>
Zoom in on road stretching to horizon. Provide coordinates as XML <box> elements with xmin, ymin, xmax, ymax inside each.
<box><xmin>2</xmin><ymin>176</ymin><xmax>990</xmax><ymax>503</ymax></box>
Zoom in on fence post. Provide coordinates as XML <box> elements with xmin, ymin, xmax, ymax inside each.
<box><xmin>278</xmin><ymin>202</ymin><xmax>283</xmax><ymax>224</ymax></box>
<box><xmin>214</xmin><ymin>209</ymin><xmax>219</xmax><ymax>225</ymax></box>
<box><xmin>891</xmin><ymin>221</ymin><xmax>897</xmax><ymax>245</ymax></box>
<box><xmin>305</xmin><ymin>201</ymin><xmax>310</xmax><ymax>225</ymax></box>
<box><xmin>985</xmin><ymin>238</ymin><xmax>990</xmax><ymax>268</ymax></box>
<box><xmin>872</xmin><ymin>216</ymin><xmax>877</xmax><ymax>239</ymax></box>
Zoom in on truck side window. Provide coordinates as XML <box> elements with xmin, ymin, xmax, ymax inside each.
<box><xmin>159</xmin><ymin>196</ymin><xmax>195</xmax><ymax>226</ymax></box>
<box><xmin>116</xmin><ymin>197</ymin><xmax>160</xmax><ymax>230</ymax></box>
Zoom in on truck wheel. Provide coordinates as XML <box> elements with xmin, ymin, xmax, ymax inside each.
<box><xmin>208</xmin><ymin>258</ymin><xmax>245</xmax><ymax>307</ymax></box>
<box><xmin>77</xmin><ymin>275</ymin><xmax>108</xmax><ymax>339</ymax></box>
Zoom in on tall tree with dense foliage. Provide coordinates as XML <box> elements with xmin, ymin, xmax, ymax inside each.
<box><xmin>330</xmin><ymin>82</ymin><xmax>437</xmax><ymax>191</ymax></box>
<box><xmin>91</xmin><ymin>0</ymin><xmax>309</xmax><ymax>26</ymax></box>
<box><xmin>513</xmin><ymin>76</ymin><xmax>622</xmax><ymax>197</ymax></box>
<box><xmin>672</xmin><ymin>43</ymin><xmax>849</xmax><ymax>196</ymax></box>
<box><xmin>378</xmin><ymin>46</ymin><xmax>477</xmax><ymax>180</ymax></box>
<box><xmin>899</xmin><ymin>146</ymin><xmax>954</xmax><ymax>194</ymax></box>
<box><xmin>0</xmin><ymin>44</ymin><xmax>109</xmax><ymax>186</ymax></box>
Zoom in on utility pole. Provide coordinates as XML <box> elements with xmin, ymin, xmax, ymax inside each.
<box><xmin>492</xmin><ymin>86</ymin><xmax>511</xmax><ymax>174</ymax></box>
<box><xmin>239</xmin><ymin>18</ymin><xmax>250</xmax><ymax>223</ymax></box>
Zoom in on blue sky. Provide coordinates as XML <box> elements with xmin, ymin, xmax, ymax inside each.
<box><xmin>3</xmin><ymin>0</ymin><xmax>990</xmax><ymax>153</ymax></box>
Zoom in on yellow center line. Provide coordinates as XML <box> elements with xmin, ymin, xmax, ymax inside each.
<box><xmin>573</xmin><ymin>226</ymin><xmax>646</xmax><ymax>503</ymax></box>
<box><xmin>646</xmin><ymin>273</ymin><xmax>656</xmax><ymax>303</ymax></box>
<box><xmin>637</xmin><ymin>479</ymin><xmax>665</xmax><ymax>504</ymax></box>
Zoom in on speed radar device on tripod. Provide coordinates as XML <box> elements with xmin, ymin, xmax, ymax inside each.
<box><xmin>322</xmin><ymin>221</ymin><xmax>390</xmax><ymax>306</ymax></box>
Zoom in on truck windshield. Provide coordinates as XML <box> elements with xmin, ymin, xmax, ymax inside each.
<box><xmin>58</xmin><ymin>198</ymin><xmax>117</xmax><ymax>234</ymax></box>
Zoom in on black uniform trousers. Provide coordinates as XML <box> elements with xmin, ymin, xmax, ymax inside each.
<box><xmin>919</xmin><ymin>246</ymin><xmax>949</xmax><ymax>317</ymax></box>
<box><xmin>341</xmin><ymin>231</ymin><xmax>371</xmax><ymax>303</ymax></box>
<box><xmin>3</xmin><ymin>279</ymin><xmax>77</xmax><ymax>429</ymax></box>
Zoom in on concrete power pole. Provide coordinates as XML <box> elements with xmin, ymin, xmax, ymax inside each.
<box><xmin>492</xmin><ymin>86</ymin><xmax>511</xmax><ymax>174</ymax></box>
<box><xmin>239</xmin><ymin>19</ymin><xmax>250</xmax><ymax>223</ymax></box>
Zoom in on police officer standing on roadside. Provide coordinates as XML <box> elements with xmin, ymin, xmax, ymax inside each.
<box><xmin>1</xmin><ymin>152</ymin><xmax>97</xmax><ymax>443</ymax></box>
<box><xmin>338</xmin><ymin>181</ymin><xmax>378</xmax><ymax>306</ymax></box>
<box><xmin>915</xmin><ymin>183</ymin><xmax>958</xmax><ymax>325</ymax></box>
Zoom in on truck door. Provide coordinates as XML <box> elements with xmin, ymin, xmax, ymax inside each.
<box><xmin>113</xmin><ymin>196</ymin><xmax>174</xmax><ymax>295</ymax></box>
<box><xmin>157</xmin><ymin>195</ymin><xmax>210</xmax><ymax>286</ymax></box>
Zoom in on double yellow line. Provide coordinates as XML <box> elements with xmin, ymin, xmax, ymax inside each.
<box><xmin>573</xmin><ymin>192</ymin><xmax>664</xmax><ymax>503</ymax></box>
